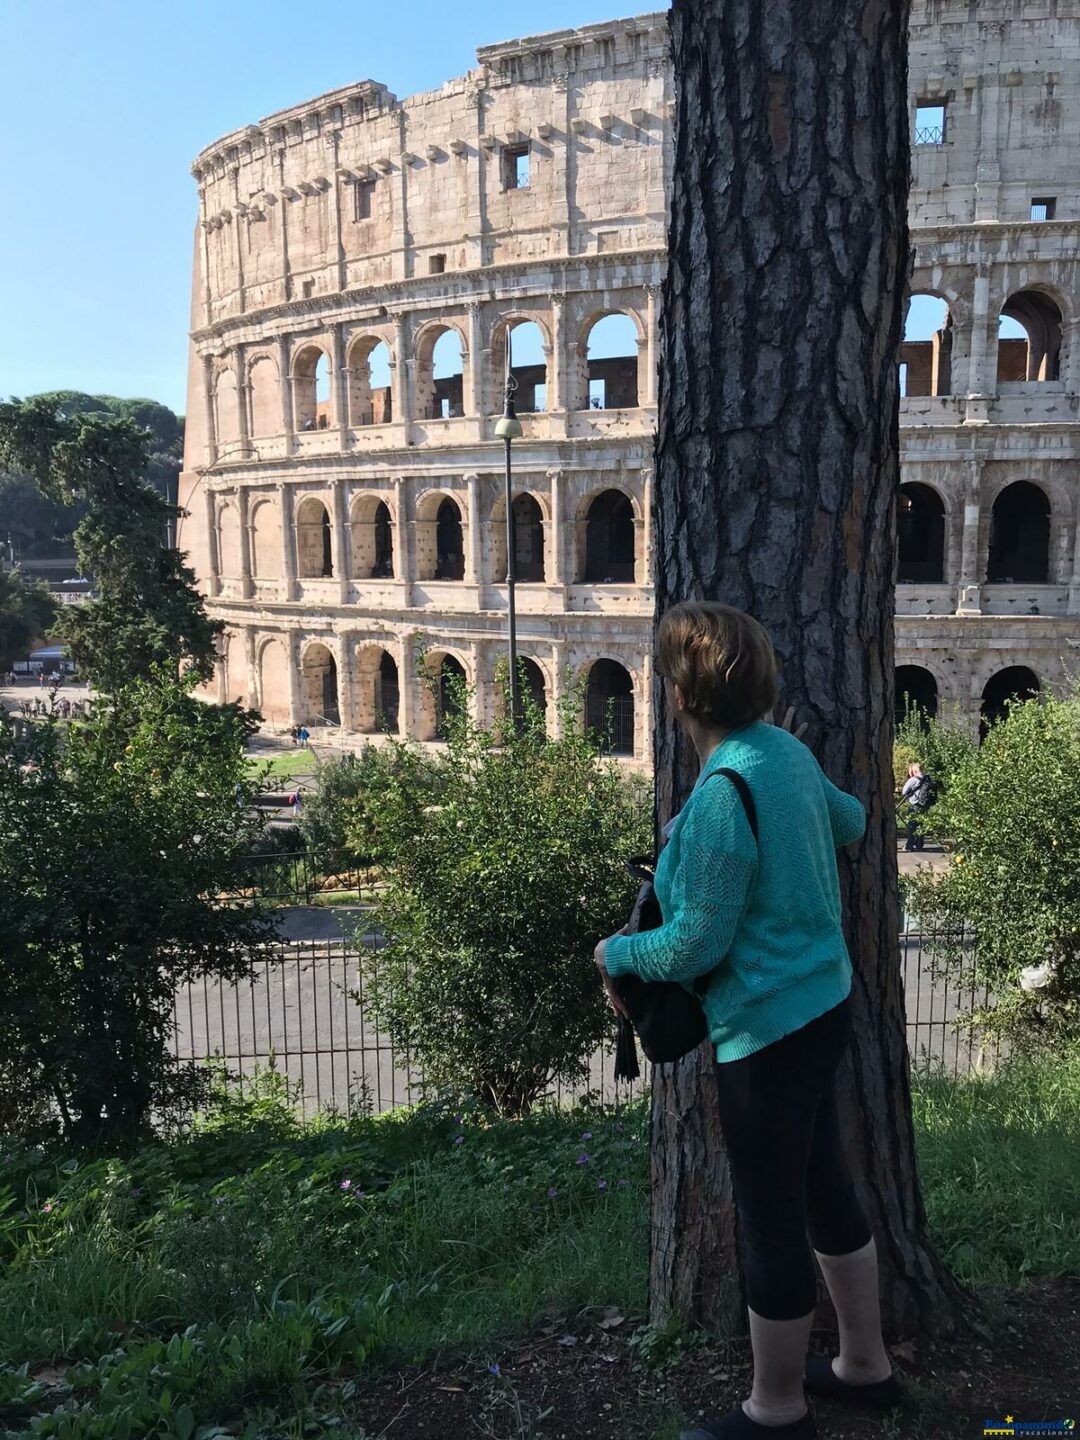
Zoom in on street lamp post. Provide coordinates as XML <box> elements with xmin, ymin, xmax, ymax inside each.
<box><xmin>494</xmin><ymin>346</ymin><xmax>523</xmax><ymax>730</ymax></box>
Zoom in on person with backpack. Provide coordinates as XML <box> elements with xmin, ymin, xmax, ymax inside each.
<box><xmin>900</xmin><ymin>763</ymin><xmax>935</xmax><ymax>852</ymax></box>
<box><xmin>593</xmin><ymin>602</ymin><xmax>901</xmax><ymax>1439</ymax></box>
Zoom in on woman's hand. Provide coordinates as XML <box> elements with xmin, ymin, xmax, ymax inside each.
<box><xmin>595</xmin><ymin>933</ymin><xmax>631</xmax><ymax>1020</ymax></box>
<box><xmin>764</xmin><ymin>702</ymin><xmax>809</xmax><ymax>741</ymax></box>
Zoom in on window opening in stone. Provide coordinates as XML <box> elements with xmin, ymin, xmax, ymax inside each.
<box><xmin>583</xmin><ymin>489</ymin><xmax>635</xmax><ymax>583</ymax></box>
<box><xmin>504</xmin><ymin>143</ymin><xmax>530</xmax><ymax>189</ymax></box>
<box><xmin>429</xmin><ymin>253</ymin><xmax>447</xmax><ymax>274</ymax></box>
<box><xmin>897</xmin><ymin>483</ymin><xmax>945</xmax><ymax>583</ymax></box>
<box><xmin>301</xmin><ymin>643</ymin><xmax>339</xmax><ymax>726</ymax></box>
<box><xmin>914</xmin><ymin>102</ymin><xmax>946</xmax><ymax>145</ymax></box>
<box><xmin>997</xmin><ymin>291</ymin><xmax>1063</xmax><ymax>383</ymax></box>
<box><xmin>375</xmin><ymin>651</ymin><xmax>400</xmax><ymax>733</ymax></box>
<box><xmin>980</xmin><ymin>666</ymin><xmax>1040</xmax><ymax>741</ymax></box>
<box><xmin>901</xmin><ymin>295</ymin><xmax>951</xmax><ymax>397</ymax></box>
<box><xmin>1031</xmin><ymin>197</ymin><xmax>1056</xmax><ymax>222</ymax></box>
<box><xmin>500</xmin><ymin>321</ymin><xmax>547</xmax><ymax>413</ymax></box>
<box><xmin>315</xmin><ymin>353</ymin><xmax>331</xmax><ymax>428</ymax></box>
<box><xmin>513</xmin><ymin>494</ymin><xmax>545</xmax><ymax>583</ymax></box>
<box><xmin>354</xmin><ymin>179</ymin><xmax>375</xmax><ymax>221</ymax></box>
<box><xmin>585</xmin><ymin>313</ymin><xmax>639</xmax><ymax>409</ymax></box>
<box><xmin>296</xmin><ymin>497</ymin><xmax>334</xmax><ymax>579</ymax></box>
<box><xmin>373</xmin><ymin>501</ymin><xmax>393</xmax><ymax>578</ymax></box>
<box><xmin>436</xmin><ymin>655</ymin><xmax>467</xmax><ymax>739</ymax></box>
<box><xmin>348</xmin><ymin>339</ymin><xmax>393</xmax><ymax>426</ymax></box>
<box><xmin>293</xmin><ymin>346</ymin><xmax>330</xmax><ymax>431</ymax></box>
<box><xmin>302</xmin><ymin>279</ymin><xmax>315</xmax><ymax>299</ymax></box>
<box><xmin>435</xmin><ymin>498</ymin><xmax>465</xmax><ymax>581</ymax></box>
<box><xmin>987</xmin><ymin>481</ymin><xmax>1050</xmax><ymax>583</ymax></box>
<box><xmin>895</xmin><ymin>666</ymin><xmax>939</xmax><ymax>727</ymax></box>
<box><xmin>426</xmin><ymin>329</ymin><xmax>464</xmax><ymax>419</ymax></box>
<box><xmin>585</xmin><ymin>659</ymin><xmax>634</xmax><ymax>756</ymax></box>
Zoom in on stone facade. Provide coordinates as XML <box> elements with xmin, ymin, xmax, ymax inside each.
<box><xmin>180</xmin><ymin>0</ymin><xmax>1080</xmax><ymax>760</ymax></box>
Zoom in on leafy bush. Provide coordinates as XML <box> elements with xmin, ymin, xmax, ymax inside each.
<box><xmin>349</xmin><ymin>662</ymin><xmax>651</xmax><ymax>1114</ymax></box>
<box><xmin>0</xmin><ymin>670</ymin><xmax>274</xmax><ymax>1149</ymax></box>
<box><xmin>904</xmin><ymin>687</ymin><xmax>1080</xmax><ymax>1057</ymax></box>
<box><xmin>893</xmin><ymin>700</ymin><xmax>975</xmax><ymax>795</ymax></box>
<box><xmin>300</xmin><ymin>743</ymin><xmax>441</xmax><ymax>867</ymax></box>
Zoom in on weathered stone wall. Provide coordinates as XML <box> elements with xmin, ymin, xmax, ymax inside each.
<box><xmin>181</xmin><ymin>2</ymin><xmax>1080</xmax><ymax>757</ymax></box>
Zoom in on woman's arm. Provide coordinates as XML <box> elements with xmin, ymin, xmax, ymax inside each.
<box><xmin>819</xmin><ymin>770</ymin><xmax>867</xmax><ymax>849</ymax></box>
<box><xmin>602</xmin><ymin>790</ymin><xmax>756</xmax><ymax>984</ymax></box>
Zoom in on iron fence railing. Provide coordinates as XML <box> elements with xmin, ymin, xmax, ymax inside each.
<box><xmin>169</xmin><ymin>913</ymin><xmax>1004</xmax><ymax>1123</ymax></box>
<box><xmin>222</xmin><ymin>850</ymin><xmax>381</xmax><ymax>905</ymax></box>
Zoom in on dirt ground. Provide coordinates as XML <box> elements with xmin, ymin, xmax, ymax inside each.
<box><xmin>346</xmin><ymin>1276</ymin><xmax>1080</xmax><ymax>1439</ymax></box>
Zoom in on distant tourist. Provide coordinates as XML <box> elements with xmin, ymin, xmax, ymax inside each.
<box><xmin>900</xmin><ymin>763</ymin><xmax>935</xmax><ymax>852</ymax></box>
<box><xmin>297</xmin><ymin>725</ymin><xmax>310</xmax><ymax>747</ymax></box>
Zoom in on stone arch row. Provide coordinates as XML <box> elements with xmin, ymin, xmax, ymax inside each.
<box><xmin>898</xmin><ymin>478</ymin><xmax>1059</xmax><ymax>585</ymax></box>
<box><xmin>901</xmin><ymin>283</ymin><xmax>1075</xmax><ymax>397</ymax></box>
<box><xmin>211</xmin><ymin>304</ymin><xmax>652</xmax><ymax>445</ymax></box>
<box><xmin>217</xmin><ymin>483</ymin><xmax>642</xmax><ymax>587</ymax></box>
<box><xmin>896</xmin><ymin>662</ymin><xmax>1042</xmax><ymax>740</ymax></box>
<box><xmin>247</xmin><ymin>634</ymin><xmax>642</xmax><ymax>755</ymax></box>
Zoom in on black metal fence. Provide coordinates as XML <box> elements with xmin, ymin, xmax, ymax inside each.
<box><xmin>170</xmin><ymin>912</ymin><xmax>1004</xmax><ymax>1122</ymax></box>
<box><xmin>222</xmin><ymin>850</ymin><xmax>380</xmax><ymax>906</ymax></box>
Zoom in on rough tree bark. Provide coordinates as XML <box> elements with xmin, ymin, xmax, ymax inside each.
<box><xmin>650</xmin><ymin>0</ymin><xmax>984</xmax><ymax>1342</ymax></box>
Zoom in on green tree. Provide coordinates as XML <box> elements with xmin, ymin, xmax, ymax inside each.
<box><xmin>0</xmin><ymin>566</ymin><xmax>55</xmax><ymax>668</ymax></box>
<box><xmin>0</xmin><ymin>394</ymin><xmax>219</xmax><ymax>692</ymax></box>
<box><xmin>350</xmin><ymin>662</ymin><xmax>651</xmax><ymax>1115</ymax></box>
<box><xmin>904</xmin><ymin>687</ymin><xmax>1080</xmax><ymax>1059</ymax></box>
<box><xmin>302</xmin><ymin>743</ymin><xmax>443</xmax><ymax>867</ymax></box>
<box><xmin>0</xmin><ymin>668</ymin><xmax>273</xmax><ymax>1149</ymax></box>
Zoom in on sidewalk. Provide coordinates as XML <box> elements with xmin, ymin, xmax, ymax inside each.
<box><xmin>898</xmin><ymin>839</ymin><xmax>951</xmax><ymax>876</ymax></box>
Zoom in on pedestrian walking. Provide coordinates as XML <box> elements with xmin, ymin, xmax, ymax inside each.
<box><xmin>900</xmin><ymin>763</ymin><xmax>934</xmax><ymax>852</ymax></box>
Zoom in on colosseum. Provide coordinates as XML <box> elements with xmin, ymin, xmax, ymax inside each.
<box><xmin>180</xmin><ymin>0</ymin><xmax>1080</xmax><ymax>763</ymax></box>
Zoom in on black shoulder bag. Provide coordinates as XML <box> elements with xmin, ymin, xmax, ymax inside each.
<box><xmin>611</xmin><ymin>768</ymin><xmax>758</xmax><ymax>1079</ymax></box>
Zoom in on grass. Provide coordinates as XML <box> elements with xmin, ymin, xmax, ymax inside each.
<box><xmin>246</xmin><ymin>749</ymin><xmax>317</xmax><ymax>782</ymax></box>
<box><xmin>0</xmin><ymin>1050</ymin><xmax>1076</xmax><ymax>1438</ymax></box>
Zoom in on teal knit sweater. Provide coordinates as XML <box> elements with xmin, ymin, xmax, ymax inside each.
<box><xmin>603</xmin><ymin>721</ymin><xmax>866</xmax><ymax>1063</ymax></box>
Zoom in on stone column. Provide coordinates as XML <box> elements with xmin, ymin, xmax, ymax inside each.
<box><xmin>466</xmin><ymin>473</ymin><xmax>483</xmax><ymax>588</ymax></box>
<box><xmin>956</xmin><ymin>461</ymin><xmax>983</xmax><ymax>614</ymax></box>
<box><xmin>278</xmin><ymin>335</ymin><xmax>295</xmax><ymax>452</ymax></box>
<box><xmin>202</xmin><ymin>355</ymin><xmax>218</xmax><ymax>467</ymax></box>
<box><xmin>1067</xmin><ymin>500</ymin><xmax>1080</xmax><ymax>613</ymax></box>
<box><xmin>332</xmin><ymin>322</ymin><xmax>348</xmax><ymax>445</ymax></box>
<box><xmin>204</xmin><ymin>488</ymin><xmax>222</xmax><ymax>597</ymax></box>
<box><xmin>331</xmin><ymin>479</ymin><xmax>349</xmax><ymax>602</ymax></box>
<box><xmin>230</xmin><ymin>168</ymin><xmax>245</xmax><ymax>311</ymax></box>
<box><xmin>466</xmin><ymin>303</ymin><xmax>483</xmax><ymax>416</ymax></box>
<box><xmin>645</xmin><ymin>286</ymin><xmax>659</xmax><ymax>406</ymax></box>
<box><xmin>235</xmin><ymin>347</ymin><xmax>252</xmax><ymax>459</ymax></box>
<box><xmin>238</xmin><ymin>485</ymin><xmax>254</xmax><ymax>599</ymax></box>
<box><xmin>278</xmin><ymin>481</ymin><xmax>299</xmax><ymax>602</ymax></box>
<box><xmin>198</xmin><ymin>189</ymin><xmax>213</xmax><ymax>328</ymax></box>
<box><xmin>337</xmin><ymin>635</ymin><xmax>356</xmax><ymax>731</ymax></box>
<box><xmin>1061</xmin><ymin>317</ymin><xmax>1080</xmax><ymax>395</ymax></box>
<box><xmin>244</xmin><ymin>626</ymin><xmax>258</xmax><ymax>708</ymax></box>
<box><xmin>287</xmin><ymin>630</ymin><xmax>302</xmax><ymax>725</ymax></box>
<box><xmin>549</xmin><ymin>296</ymin><xmax>566</xmax><ymax>413</ymax></box>
<box><xmin>398</xmin><ymin>633</ymin><xmax>417</xmax><ymax>738</ymax></box>
<box><xmin>391</xmin><ymin>315</ymin><xmax>411</xmax><ymax>430</ymax></box>
<box><xmin>965</xmin><ymin>268</ymin><xmax>993</xmax><ymax>408</ymax></box>
<box><xmin>640</xmin><ymin>648</ymin><xmax>654</xmax><ymax>762</ymax></box>
<box><xmin>276</xmin><ymin>149</ymin><xmax>291</xmax><ymax>303</ymax></box>
<box><xmin>641</xmin><ymin>466</ymin><xmax>655</xmax><ymax>585</ymax></box>
<box><xmin>548</xmin><ymin>468</ymin><xmax>567</xmax><ymax>587</ymax></box>
<box><xmin>549</xmin><ymin>642</ymin><xmax>565</xmax><ymax>738</ymax></box>
<box><xmin>327</xmin><ymin>133</ymin><xmax>346</xmax><ymax>291</ymax></box>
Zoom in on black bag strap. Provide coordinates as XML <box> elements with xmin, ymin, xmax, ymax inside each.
<box><xmin>710</xmin><ymin>767</ymin><xmax>758</xmax><ymax>844</ymax></box>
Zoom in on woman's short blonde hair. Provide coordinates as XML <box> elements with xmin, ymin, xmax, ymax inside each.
<box><xmin>656</xmin><ymin>602</ymin><xmax>779</xmax><ymax>730</ymax></box>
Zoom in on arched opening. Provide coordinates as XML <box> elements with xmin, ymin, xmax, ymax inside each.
<box><xmin>248</xmin><ymin>355</ymin><xmax>280</xmax><ymax>438</ymax></box>
<box><xmin>583</xmin><ymin>489</ymin><xmax>636</xmax><ymax>583</ymax></box>
<box><xmin>585</xmin><ymin>659</ymin><xmax>635</xmax><ymax>756</ymax></box>
<box><xmin>987</xmin><ymin>482</ymin><xmax>1051</xmax><ymax>583</ymax></box>
<box><xmin>997</xmin><ymin>291</ymin><xmax>1063</xmax><ymax>383</ymax></box>
<box><xmin>355</xmin><ymin>647</ymin><xmax>400</xmax><ymax>732</ymax></box>
<box><xmin>347</xmin><ymin>338</ymin><xmax>393</xmax><ymax>427</ymax></box>
<box><xmin>294</xmin><ymin>346</ymin><xmax>332</xmax><ymax>431</ymax></box>
<box><xmin>519</xmin><ymin>657</ymin><xmax>547</xmax><ymax>726</ymax></box>
<box><xmin>436</xmin><ymin>655</ymin><xmax>467</xmax><ymax>740</ymax></box>
<box><xmin>895</xmin><ymin>665</ymin><xmax>939</xmax><ymax>726</ymax></box>
<box><xmin>584</xmin><ymin>313</ymin><xmax>640</xmax><ymax>409</ymax></box>
<box><xmin>900</xmin><ymin>295</ymin><xmax>951</xmax><ymax>397</ymax></box>
<box><xmin>897</xmin><ymin>483</ymin><xmax>946</xmax><ymax>582</ymax></box>
<box><xmin>980</xmin><ymin>666</ymin><xmax>1040</xmax><ymax>740</ymax></box>
<box><xmin>251</xmin><ymin>500</ymin><xmax>281</xmax><ymax>579</ymax></box>
<box><xmin>350</xmin><ymin>497</ymin><xmax>394</xmax><ymax>580</ymax></box>
<box><xmin>493</xmin><ymin>493</ymin><xmax>546</xmax><ymax>583</ymax></box>
<box><xmin>416</xmin><ymin>327</ymin><xmax>465</xmax><ymax>420</ymax></box>
<box><xmin>295</xmin><ymin>496</ymin><xmax>333</xmax><ymax>579</ymax></box>
<box><xmin>301</xmin><ymin>642</ymin><xmax>339</xmax><ymax>725</ymax></box>
<box><xmin>495</xmin><ymin>320</ymin><xmax>547</xmax><ymax>414</ymax></box>
<box><xmin>257</xmin><ymin>638</ymin><xmax>290</xmax><ymax>725</ymax></box>
<box><xmin>435</xmin><ymin>498</ymin><xmax>464</xmax><ymax>581</ymax></box>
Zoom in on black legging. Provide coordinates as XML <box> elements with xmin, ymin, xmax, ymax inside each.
<box><xmin>712</xmin><ymin>992</ymin><xmax>873</xmax><ymax>1321</ymax></box>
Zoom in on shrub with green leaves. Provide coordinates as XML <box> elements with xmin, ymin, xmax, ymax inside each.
<box><xmin>302</xmin><ymin>742</ymin><xmax>443</xmax><ymax>868</ymax></box>
<box><xmin>904</xmin><ymin>687</ymin><xmax>1080</xmax><ymax>1057</ymax></box>
<box><xmin>349</xmin><ymin>662</ymin><xmax>651</xmax><ymax>1115</ymax></box>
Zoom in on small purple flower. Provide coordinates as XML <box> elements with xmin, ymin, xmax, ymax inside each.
<box><xmin>489</xmin><ymin>1363</ymin><xmax>501</xmax><ymax>1377</ymax></box>
<box><xmin>580</xmin><ymin>1132</ymin><xmax>593</xmax><ymax>1141</ymax></box>
<box><xmin>131</xmin><ymin>1188</ymin><xmax>141</xmax><ymax>1197</ymax></box>
<box><xmin>340</xmin><ymin>1179</ymin><xmax>352</xmax><ymax>1190</ymax></box>
<box><xmin>454</xmin><ymin>1135</ymin><xmax>464</xmax><ymax>1146</ymax></box>
<box><xmin>598</xmin><ymin>1180</ymin><xmax>607</xmax><ymax>1190</ymax></box>
<box><xmin>576</xmin><ymin>1152</ymin><xmax>590</xmax><ymax>1165</ymax></box>
<box><xmin>547</xmin><ymin>1186</ymin><xmax>558</xmax><ymax>1198</ymax></box>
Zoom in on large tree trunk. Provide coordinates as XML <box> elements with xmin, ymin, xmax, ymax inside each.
<box><xmin>650</xmin><ymin>0</ymin><xmax>982</xmax><ymax>1342</ymax></box>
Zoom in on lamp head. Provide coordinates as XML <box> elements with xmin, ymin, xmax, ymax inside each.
<box><xmin>495</xmin><ymin>391</ymin><xmax>524</xmax><ymax>441</ymax></box>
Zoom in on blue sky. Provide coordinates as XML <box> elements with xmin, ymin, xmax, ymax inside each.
<box><xmin>0</xmin><ymin>0</ymin><xmax>644</xmax><ymax>417</ymax></box>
